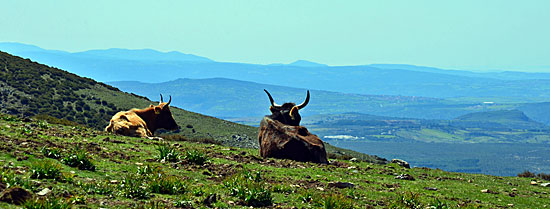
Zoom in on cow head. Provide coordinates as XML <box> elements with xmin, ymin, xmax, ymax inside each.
<box><xmin>264</xmin><ymin>89</ymin><xmax>310</xmax><ymax>126</ymax></box>
<box><xmin>150</xmin><ymin>94</ymin><xmax>179</xmax><ymax>131</ymax></box>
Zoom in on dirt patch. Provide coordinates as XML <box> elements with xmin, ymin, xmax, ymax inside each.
<box><xmin>0</xmin><ymin>187</ymin><xmax>32</xmax><ymax>205</ymax></box>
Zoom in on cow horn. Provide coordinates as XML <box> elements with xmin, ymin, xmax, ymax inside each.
<box><xmin>167</xmin><ymin>95</ymin><xmax>172</xmax><ymax>105</ymax></box>
<box><xmin>264</xmin><ymin>89</ymin><xmax>281</xmax><ymax>107</ymax></box>
<box><xmin>297</xmin><ymin>90</ymin><xmax>310</xmax><ymax>109</ymax></box>
<box><xmin>160</xmin><ymin>94</ymin><xmax>164</xmax><ymax>104</ymax></box>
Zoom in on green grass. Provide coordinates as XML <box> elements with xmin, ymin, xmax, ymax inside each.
<box><xmin>30</xmin><ymin>160</ymin><xmax>63</xmax><ymax>180</ymax></box>
<box><xmin>0</xmin><ymin>113</ymin><xmax>549</xmax><ymax>208</ymax></box>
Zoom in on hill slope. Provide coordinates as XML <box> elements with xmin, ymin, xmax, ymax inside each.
<box><xmin>0</xmin><ymin>114</ymin><xmax>548</xmax><ymax>208</ymax></box>
<box><xmin>0</xmin><ymin>50</ymin><xmax>384</xmax><ymax>163</ymax></box>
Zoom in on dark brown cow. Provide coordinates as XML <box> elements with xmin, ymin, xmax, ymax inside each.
<box><xmin>105</xmin><ymin>94</ymin><xmax>179</xmax><ymax>137</ymax></box>
<box><xmin>264</xmin><ymin>89</ymin><xmax>310</xmax><ymax>126</ymax></box>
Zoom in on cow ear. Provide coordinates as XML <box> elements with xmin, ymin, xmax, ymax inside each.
<box><xmin>154</xmin><ymin>106</ymin><xmax>161</xmax><ymax>115</ymax></box>
<box><xmin>269</xmin><ymin>106</ymin><xmax>275</xmax><ymax>112</ymax></box>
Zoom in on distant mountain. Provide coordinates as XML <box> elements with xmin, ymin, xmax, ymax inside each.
<box><xmin>75</xmin><ymin>48</ymin><xmax>213</xmax><ymax>62</ymax></box>
<box><xmin>0</xmin><ymin>42</ymin><xmax>212</xmax><ymax>63</ymax></box>
<box><xmin>370</xmin><ymin>64</ymin><xmax>550</xmax><ymax>80</ymax></box>
<box><xmin>3</xmin><ymin>42</ymin><xmax>550</xmax><ymax>100</ymax></box>
<box><xmin>108</xmin><ymin>78</ymin><xmax>529</xmax><ymax>121</ymax></box>
<box><xmin>452</xmin><ymin>110</ymin><xmax>546</xmax><ymax>130</ymax></box>
<box><xmin>455</xmin><ymin>110</ymin><xmax>530</xmax><ymax>122</ymax></box>
<box><xmin>287</xmin><ymin>60</ymin><xmax>328</xmax><ymax>67</ymax></box>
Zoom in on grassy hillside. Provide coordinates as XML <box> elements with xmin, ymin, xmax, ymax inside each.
<box><xmin>1</xmin><ymin>114</ymin><xmax>549</xmax><ymax>208</ymax></box>
<box><xmin>0</xmin><ymin>51</ymin><xmax>384</xmax><ymax>163</ymax></box>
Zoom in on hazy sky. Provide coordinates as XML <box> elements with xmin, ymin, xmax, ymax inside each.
<box><xmin>1</xmin><ymin>0</ymin><xmax>549</xmax><ymax>72</ymax></box>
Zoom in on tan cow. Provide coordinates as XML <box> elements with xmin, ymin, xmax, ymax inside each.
<box><xmin>105</xmin><ymin>95</ymin><xmax>179</xmax><ymax>137</ymax></box>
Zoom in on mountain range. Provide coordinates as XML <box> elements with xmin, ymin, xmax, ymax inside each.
<box><xmin>3</xmin><ymin>42</ymin><xmax>550</xmax><ymax>99</ymax></box>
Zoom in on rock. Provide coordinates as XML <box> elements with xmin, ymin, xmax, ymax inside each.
<box><xmin>395</xmin><ymin>174</ymin><xmax>415</xmax><ymax>181</ymax></box>
<box><xmin>481</xmin><ymin>189</ymin><xmax>499</xmax><ymax>194</ymax></box>
<box><xmin>37</xmin><ymin>188</ymin><xmax>51</xmax><ymax>196</ymax></box>
<box><xmin>541</xmin><ymin>183</ymin><xmax>550</xmax><ymax>187</ymax></box>
<box><xmin>0</xmin><ymin>182</ymin><xmax>5</xmax><ymax>193</ymax></box>
<box><xmin>424</xmin><ymin>187</ymin><xmax>438</xmax><ymax>191</ymax></box>
<box><xmin>203</xmin><ymin>193</ymin><xmax>217</xmax><ymax>205</ymax></box>
<box><xmin>391</xmin><ymin>159</ymin><xmax>410</xmax><ymax>169</ymax></box>
<box><xmin>258</xmin><ymin>117</ymin><xmax>328</xmax><ymax>164</ymax></box>
<box><xmin>0</xmin><ymin>187</ymin><xmax>32</xmax><ymax>205</ymax></box>
<box><xmin>328</xmin><ymin>182</ymin><xmax>355</xmax><ymax>189</ymax></box>
<box><xmin>350</xmin><ymin>158</ymin><xmax>358</xmax><ymax>162</ymax></box>
<box><xmin>530</xmin><ymin>181</ymin><xmax>538</xmax><ymax>185</ymax></box>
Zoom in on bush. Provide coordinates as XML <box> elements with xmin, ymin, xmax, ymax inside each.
<box><xmin>224</xmin><ymin>170</ymin><xmax>272</xmax><ymax>207</ymax></box>
<box><xmin>41</xmin><ymin>146</ymin><xmax>62</xmax><ymax>159</ymax></box>
<box><xmin>79</xmin><ymin>181</ymin><xmax>113</xmax><ymax>195</ymax></box>
<box><xmin>22</xmin><ymin>197</ymin><xmax>72</xmax><ymax>209</ymax></box>
<box><xmin>390</xmin><ymin>192</ymin><xmax>423</xmax><ymax>209</ymax></box>
<box><xmin>160</xmin><ymin>134</ymin><xmax>221</xmax><ymax>145</ymax></box>
<box><xmin>429</xmin><ymin>198</ymin><xmax>450</xmax><ymax>209</ymax></box>
<box><xmin>183</xmin><ymin>150</ymin><xmax>208</xmax><ymax>165</ymax></box>
<box><xmin>118</xmin><ymin>174</ymin><xmax>150</xmax><ymax>199</ymax></box>
<box><xmin>518</xmin><ymin>170</ymin><xmax>536</xmax><ymax>178</ymax></box>
<box><xmin>322</xmin><ymin>194</ymin><xmax>353</xmax><ymax>209</ymax></box>
<box><xmin>537</xmin><ymin>173</ymin><xmax>550</xmax><ymax>181</ymax></box>
<box><xmin>150</xmin><ymin>175</ymin><xmax>187</xmax><ymax>195</ymax></box>
<box><xmin>136</xmin><ymin>165</ymin><xmax>163</xmax><ymax>176</ymax></box>
<box><xmin>30</xmin><ymin>160</ymin><xmax>63</xmax><ymax>180</ymax></box>
<box><xmin>61</xmin><ymin>150</ymin><xmax>96</xmax><ymax>171</ymax></box>
<box><xmin>33</xmin><ymin>114</ymin><xmax>80</xmax><ymax>127</ymax></box>
<box><xmin>156</xmin><ymin>144</ymin><xmax>179</xmax><ymax>162</ymax></box>
<box><xmin>1</xmin><ymin>167</ymin><xmax>31</xmax><ymax>189</ymax></box>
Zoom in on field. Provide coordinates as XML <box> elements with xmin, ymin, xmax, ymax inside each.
<box><xmin>1</xmin><ymin>114</ymin><xmax>550</xmax><ymax>208</ymax></box>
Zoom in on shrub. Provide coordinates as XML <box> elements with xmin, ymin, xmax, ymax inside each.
<box><xmin>298</xmin><ymin>190</ymin><xmax>316</xmax><ymax>204</ymax></box>
<box><xmin>37</xmin><ymin>120</ymin><xmax>49</xmax><ymax>129</ymax></box>
<box><xmin>517</xmin><ymin>170</ymin><xmax>536</xmax><ymax>178</ymax></box>
<box><xmin>322</xmin><ymin>194</ymin><xmax>354</xmax><ymax>209</ymax></box>
<box><xmin>160</xmin><ymin>134</ymin><xmax>221</xmax><ymax>145</ymax></box>
<box><xmin>150</xmin><ymin>175</ymin><xmax>186</xmax><ymax>195</ymax></box>
<box><xmin>224</xmin><ymin>170</ymin><xmax>272</xmax><ymax>207</ymax></box>
<box><xmin>30</xmin><ymin>160</ymin><xmax>63</xmax><ymax>180</ymax></box>
<box><xmin>156</xmin><ymin>144</ymin><xmax>179</xmax><ymax>163</ymax></box>
<box><xmin>1</xmin><ymin>114</ymin><xmax>19</xmax><ymax>121</ymax></box>
<box><xmin>537</xmin><ymin>173</ymin><xmax>550</xmax><ymax>181</ymax></box>
<box><xmin>118</xmin><ymin>174</ymin><xmax>150</xmax><ymax>199</ymax></box>
<box><xmin>22</xmin><ymin>197</ymin><xmax>72</xmax><ymax>209</ymax></box>
<box><xmin>429</xmin><ymin>198</ymin><xmax>450</xmax><ymax>209</ymax></box>
<box><xmin>33</xmin><ymin>114</ymin><xmax>80</xmax><ymax>127</ymax></box>
<box><xmin>183</xmin><ymin>150</ymin><xmax>208</xmax><ymax>165</ymax></box>
<box><xmin>61</xmin><ymin>150</ymin><xmax>96</xmax><ymax>171</ymax></box>
<box><xmin>174</xmin><ymin>199</ymin><xmax>194</xmax><ymax>208</ymax></box>
<box><xmin>390</xmin><ymin>192</ymin><xmax>423</xmax><ymax>209</ymax></box>
<box><xmin>136</xmin><ymin>164</ymin><xmax>163</xmax><ymax>176</ymax></box>
<box><xmin>79</xmin><ymin>181</ymin><xmax>113</xmax><ymax>195</ymax></box>
<box><xmin>271</xmin><ymin>183</ymin><xmax>294</xmax><ymax>194</ymax></box>
<box><xmin>41</xmin><ymin>146</ymin><xmax>62</xmax><ymax>159</ymax></box>
<box><xmin>1</xmin><ymin>167</ymin><xmax>31</xmax><ymax>189</ymax></box>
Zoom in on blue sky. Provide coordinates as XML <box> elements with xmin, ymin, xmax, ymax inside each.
<box><xmin>1</xmin><ymin>0</ymin><xmax>549</xmax><ymax>72</ymax></box>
